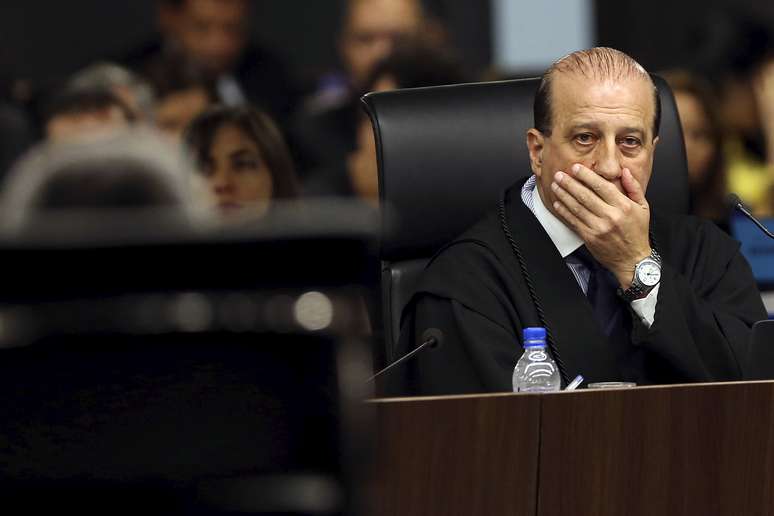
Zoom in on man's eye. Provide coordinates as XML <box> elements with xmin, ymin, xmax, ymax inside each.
<box><xmin>574</xmin><ymin>133</ymin><xmax>595</xmax><ymax>145</ymax></box>
<box><xmin>620</xmin><ymin>137</ymin><xmax>642</xmax><ymax>148</ymax></box>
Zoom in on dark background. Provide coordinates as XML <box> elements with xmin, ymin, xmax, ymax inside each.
<box><xmin>0</xmin><ymin>1</ymin><xmax>491</xmax><ymax>88</ymax></box>
<box><xmin>1</xmin><ymin>0</ymin><xmax>774</xmax><ymax>87</ymax></box>
<box><xmin>595</xmin><ymin>0</ymin><xmax>774</xmax><ymax>72</ymax></box>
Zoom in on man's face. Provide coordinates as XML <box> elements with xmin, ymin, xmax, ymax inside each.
<box><xmin>527</xmin><ymin>72</ymin><xmax>659</xmax><ymax>216</ymax></box>
<box><xmin>167</xmin><ymin>0</ymin><xmax>249</xmax><ymax>76</ymax></box>
<box><xmin>340</xmin><ymin>0</ymin><xmax>422</xmax><ymax>88</ymax></box>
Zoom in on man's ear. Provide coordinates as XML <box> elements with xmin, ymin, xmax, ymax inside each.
<box><xmin>652</xmin><ymin>135</ymin><xmax>660</xmax><ymax>149</ymax></box>
<box><xmin>526</xmin><ymin>128</ymin><xmax>545</xmax><ymax>176</ymax></box>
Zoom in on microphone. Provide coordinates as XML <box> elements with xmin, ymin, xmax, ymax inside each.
<box><xmin>728</xmin><ymin>193</ymin><xmax>774</xmax><ymax>239</ymax></box>
<box><xmin>366</xmin><ymin>328</ymin><xmax>444</xmax><ymax>383</ymax></box>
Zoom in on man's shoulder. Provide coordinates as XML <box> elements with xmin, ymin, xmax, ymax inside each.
<box><xmin>653</xmin><ymin>212</ymin><xmax>740</xmax><ymax>269</ymax></box>
<box><xmin>416</xmin><ymin>209</ymin><xmax>515</xmax><ymax>295</ymax></box>
<box><xmin>411</xmin><ymin>181</ymin><xmax>535</xmax><ymax>304</ymax></box>
<box><xmin>654</xmin><ymin>212</ymin><xmax>737</xmax><ymax>247</ymax></box>
<box><xmin>429</xmin><ymin>210</ymin><xmax>506</xmax><ymax>262</ymax></box>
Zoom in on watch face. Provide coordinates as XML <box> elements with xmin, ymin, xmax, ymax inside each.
<box><xmin>637</xmin><ymin>260</ymin><xmax>661</xmax><ymax>287</ymax></box>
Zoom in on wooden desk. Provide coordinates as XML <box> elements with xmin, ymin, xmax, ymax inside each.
<box><xmin>369</xmin><ymin>381</ymin><xmax>774</xmax><ymax>516</ymax></box>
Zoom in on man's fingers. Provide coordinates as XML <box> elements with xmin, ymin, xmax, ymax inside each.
<box><xmin>553</xmin><ymin>170</ymin><xmax>609</xmax><ymax>217</ymax></box>
<box><xmin>551</xmin><ymin>198</ymin><xmax>588</xmax><ymax>237</ymax></box>
<box><xmin>568</xmin><ymin>163</ymin><xmax>626</xmax><ymax>206</ymax></box>
<box><xmin>621</xmin><ymin>168</ymin><xmax>646</xmax><ymax>204</ymax></box>
<box><xmin>551</xmin><ymin>180</ymin><xmax>599</xmax><ymax>230</ymax></box>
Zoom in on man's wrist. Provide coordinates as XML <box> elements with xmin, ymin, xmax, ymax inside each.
<box><xmin>618</xmin><ymin>249</ymin><xmax>662</xmax><ymax>302</ymax></box>
<box><xmin>614</xmin><ymin>247</ymin><xmax>653</xmax><ymax>289</ymax></box>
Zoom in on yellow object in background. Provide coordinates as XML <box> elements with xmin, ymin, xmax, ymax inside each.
<box><xmin>725</xmin><ymin>138</ymin><xmax>774</xmax><ymax>215</ymax></box>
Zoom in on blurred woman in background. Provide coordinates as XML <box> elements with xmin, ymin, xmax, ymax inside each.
<box><xmin>185</xmin><ymin>105</ymin><xmax>300</xmax><ymax>217</ymax></box>
<box><xmin>663</xmin><ymin>70</ymin><xmax>730</xmax><ymax>230</ymax></box>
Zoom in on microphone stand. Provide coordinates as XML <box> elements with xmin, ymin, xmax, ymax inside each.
<box><xmin>730</xmin><ymin>194</ymin><xmax>774</xmax><ymax>239</ymax></box>
<box><xmin>366</xmin><ymin>334</ymin><xmax>440</xmax><ymax>383</ymax></box>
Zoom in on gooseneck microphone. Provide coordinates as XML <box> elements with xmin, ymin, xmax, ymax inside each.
<box><xmin>366</xmin><ymin>328</ymin><xmax>444</xmax><ymax>383</ymax></box>
<box><xmin>728</xmin><ymin>193</ymin><xmax>774</xmax><ymax>239</ymax></box>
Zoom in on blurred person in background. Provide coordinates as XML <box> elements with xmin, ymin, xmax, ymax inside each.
<box><xmin>68</xmin><ymin>62</ymin><xmax>156</xmax><ymax>122</ymax></box>
<box><xmin>0</xmin><ymin>73</ymin><xmax>36</xmax><ymax>184</ymax></box>
<box><xmin>696</xmin><ymin>10</ymin><xmax>774</xmax><ymax>214</ymax></box>
<box><xmin>662</xmin><ymin>70</ymin><xmax>729</xmax><ymax>230</ymax></box>
<box><xmin>144</xmin><ymin>56</ymin><xmax>216</xmax><ymax>144</ymax></box>
<box><xmin>304</xmin><ymin>41</ymin><xmax>465</xmax><ymax>203</ymax></box>
<box><xmin>42</xmin><ymin>86</ymin><xmax>136</xmax><ymax>143</ymax></box>
<box><xmin>0</xmin><ymin>101</ymin><xmax>34</xmax><ymax>183</ymax></box>
<box><xmin>123</xmin><ymin>0</ymin><xmax>299</xmax><ymax>127</ymax></box>
<box><xmin>185</xmin><ymin>105</ymin><xmax>300</xmax><ymax>218</ymax></box>
<box><xmin>293</xmin><ymin>0</ymin><xmax>450</xmax><ymax>182</ymax></box>
<box><xmin>0</xmin><ymin>129</ymin><xmax>207</xmax><ymax>233</ymax></box>
<box><xmin>342</xmin><ymin>0</ymin><xmax>428</xmax><ymax>87</ymax></box>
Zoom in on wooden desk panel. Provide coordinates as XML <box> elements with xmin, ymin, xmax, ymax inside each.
<box><xmin>368</xmin><ymin>393</ymin><xmax>541</xmax><ymax>516</ymax></box>
<box><xmin>538</xmin><ymin>382</ymin><xmax>774</xmax><ymax>516</ymax></box>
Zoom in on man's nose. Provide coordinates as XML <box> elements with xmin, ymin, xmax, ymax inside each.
<box><xmin>590</xmin><ymin>139</ymin><xmax>622</xmax><ymax>180</ymax></box>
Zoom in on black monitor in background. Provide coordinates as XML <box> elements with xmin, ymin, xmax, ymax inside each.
<box><xmin>0</xmin><ymin>205</ymin><xmax>378</xmax><ymax>516</ymax></box>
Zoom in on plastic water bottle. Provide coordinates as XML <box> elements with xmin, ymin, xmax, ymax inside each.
<box><xmin>512</xmin><ymin>327</ymin><xmax>561</xmax><ymax>392</ymax></box>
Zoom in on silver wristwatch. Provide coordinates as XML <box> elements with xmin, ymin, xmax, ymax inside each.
<box><xmin>618</xmin><ymin>249</ymin><xmax>662</xmax><ymax>302</ymax></box>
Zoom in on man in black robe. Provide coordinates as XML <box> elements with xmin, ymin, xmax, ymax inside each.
<box><xmin>393</xmin><ymin>48</ymin><xmax>767</xmax><ymax>396</ymax></box>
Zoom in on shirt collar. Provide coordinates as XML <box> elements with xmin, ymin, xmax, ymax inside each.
<box><xmin>525</xmin><ymin>176</ymin><xmax>584</xmax><ymax>258</ymax></box>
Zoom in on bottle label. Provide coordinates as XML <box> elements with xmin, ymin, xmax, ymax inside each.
<box><xmin>524</xmin><ymin>350</ymin><xmax>556</xmax><ymax>378</ymax></box>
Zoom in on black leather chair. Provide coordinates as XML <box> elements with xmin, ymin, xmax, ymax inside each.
<box><xmin>745</xmin><ymin>319</ymin><xmax>774</xmax><ymax>379</ymax></box>
<box><xmin>361</xmin><ymin>76</ymin><xmax>690</xmax><ymax>363</ymax></box>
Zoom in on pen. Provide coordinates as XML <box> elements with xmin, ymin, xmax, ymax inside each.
<box><xmin>565</xmin><ymin>375</ymin><xmax>584</xmax><ymax>391</ymax></box>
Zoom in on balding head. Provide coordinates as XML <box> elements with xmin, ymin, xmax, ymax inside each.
<box><xmin>534</xmin><ymin>47</ymin><xmax>661</xmax><ymax>139</ymax></box>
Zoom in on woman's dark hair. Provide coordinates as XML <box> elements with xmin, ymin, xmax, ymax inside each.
<box><xmin>184</xmin><ymin>105</ymin><xmax>300</xmax><ymax>199</ymax></box>
<box><xmin>661</xmin><ymin>69</ymin><xmax>727</xmax><ymax>223</ymax></box>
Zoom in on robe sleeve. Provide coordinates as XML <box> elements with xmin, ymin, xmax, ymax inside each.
<box><xmin>630</xmin><ymin>223</ymin><xmax>767</xmax><ymax>381</ymax></box>
<box><xmin>383</xmin><ymin>240</ymin><xmax>529</xmax><ymax>397</ymax></box>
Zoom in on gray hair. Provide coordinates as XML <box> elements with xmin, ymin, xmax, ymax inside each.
<box><xmin>69</xmin><ymin>62</ymin><xmax>156</xmax><ymax>121</ymax></box>
<box><xmin>0</xmin><ymin>129</ymin><xmax>211</xmax><ymax>234</ymax></box>
<box><xmin>533</xmin><ymin>47</ymin><xmax>661</xmax><ymax>137</ymax></box>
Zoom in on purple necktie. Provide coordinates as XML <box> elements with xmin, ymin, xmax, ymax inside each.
<box><xmin>571</xmin><ymin>246</ymin><xmax>626</xmax><ymax>337</ymax></box>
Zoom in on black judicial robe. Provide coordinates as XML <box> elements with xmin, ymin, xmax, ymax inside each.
<box><xmin>390</xmin><ymin>180</ymin><xmax>767</xmax><ymax>396</ymax></box>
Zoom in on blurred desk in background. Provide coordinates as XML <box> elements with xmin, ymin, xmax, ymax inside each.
<box><xmin>0</xmin><ymin>203</ymin><xmax>379</xmax><ymax>516</ymax></box>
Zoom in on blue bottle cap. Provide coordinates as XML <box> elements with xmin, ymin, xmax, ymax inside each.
<box><xmin>523</xmin><ymin>327</ymin><xmax>546</xmax><ymax>341</ymax></box>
